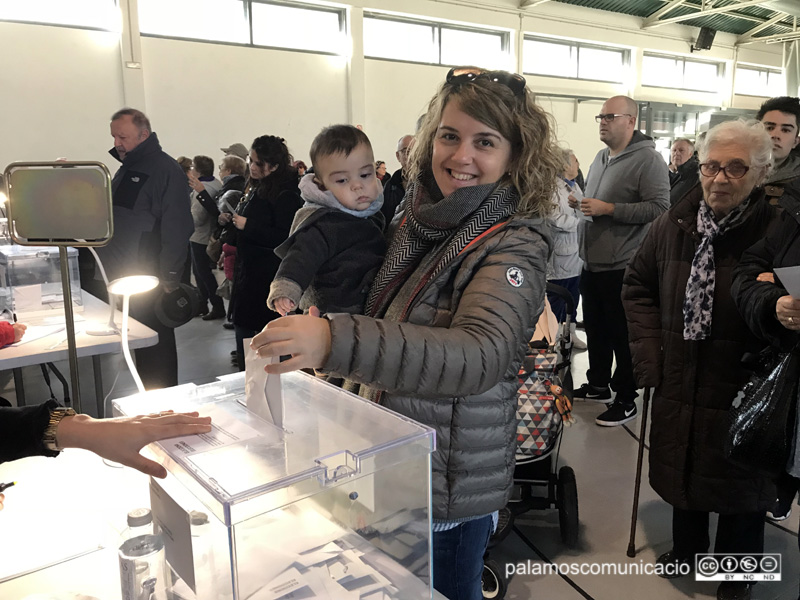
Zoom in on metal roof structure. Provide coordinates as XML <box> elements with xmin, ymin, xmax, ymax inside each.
<box><xmin>520</xmin><ymin>0</ymin><xmax>800</xmax><ymax>45</ymax></box>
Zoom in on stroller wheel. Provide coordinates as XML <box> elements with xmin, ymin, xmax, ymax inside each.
<box><xmin>482</xmin><ymin>559</ymin><xmax>507</xmax><ymax>599</ymax></box>
<box><xmin>557</xmin><ymin>465</ymin><xmax>579</xmax><ymax>548</ymax></box>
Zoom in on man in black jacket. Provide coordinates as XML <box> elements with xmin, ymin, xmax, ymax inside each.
<box><xmin>668</xmin><ymin>138</ymin><xmax>699</xmax><ymax>206</ymax></box>
<box><xmin>91</xmin><ymin>108</ymin><xmax>194</xmax><ymax>389</ymax></box>
<box><xmin>381</xmin><ymin>134</ymin><xmax>413</xmax><ymax>229</ymax></box>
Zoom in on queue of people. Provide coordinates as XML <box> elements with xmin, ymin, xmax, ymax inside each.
<box><xmin>2</xmin><ymin>68</ymin><xmax>800</xmax><ymax>600</ymax></box>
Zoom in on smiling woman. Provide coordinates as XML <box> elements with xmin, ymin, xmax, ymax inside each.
<box><xmin>251</xmin><ymin>66</ymin><xmax>562</xmax><ymax>600</ymax></box>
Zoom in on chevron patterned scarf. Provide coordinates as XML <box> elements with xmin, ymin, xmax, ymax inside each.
<box><xmin>365</xmin><ymin>176</ymin><xmax>518</xmax><ymax>319</ymax></box>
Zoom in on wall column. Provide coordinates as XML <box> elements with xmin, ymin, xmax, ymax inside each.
<box><xmin>118</xmin><ymin>0</ymin><xmax>146</xmax><ymax>110</ymax></box>
<box><xmin>347</xmin><ymin>7</ymin><xmax>366</xmax><ymax>127</ymax></box>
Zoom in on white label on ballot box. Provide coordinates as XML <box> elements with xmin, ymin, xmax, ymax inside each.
<box><xmin>162</xmin><ymin>403</ymin><xmax>261</xmax><ymax>457</ymax></box>
<box><xmin>150</xmin><ymin>478</ymin><xmax>196</xmax><ymax>592</ymax></box>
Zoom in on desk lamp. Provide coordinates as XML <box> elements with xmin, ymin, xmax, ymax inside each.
<box><xmin>107</xmin><ymin>275</ymin><xmax>159</xmax><ymax>393</ymax></box>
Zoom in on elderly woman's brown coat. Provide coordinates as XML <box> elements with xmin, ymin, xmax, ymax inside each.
<box><xmin>622</xmin><ymin>186</ymin><xmax>777</xmax><ymax>514</ymax></box>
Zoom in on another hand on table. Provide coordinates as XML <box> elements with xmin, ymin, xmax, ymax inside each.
<box><xmin>232</xmin><ymin>214</ymin><xmax>247</xmax><ymax>230</ymax></box>
<box><xmin>273</xmin><ymin>297</ymin><xmax>296</xmax><ymax>316</ymax></box>
<box><xmin>56</xmin><ymin>410</ymin><xmax>212</xmax><ymax>478</ymax></box>
<box><xmin>776</xmin><ymin>295</ymin><xmax>800</xmax><ymax>331</ymax></box>
<box><xmin>251</xmin><ymin>306</ymin><xmax>331</xmax><ymax>374</ymax></box>
<box><xmin>12</xmin><ymin>323</ymin><xmax>26</xmax><ymax>343</ymax></box>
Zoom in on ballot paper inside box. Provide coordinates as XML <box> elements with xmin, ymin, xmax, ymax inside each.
<box><xmin>112</xmin><ymin>372</ymin><xmax>435</xmax><ymax>600</ymax></box>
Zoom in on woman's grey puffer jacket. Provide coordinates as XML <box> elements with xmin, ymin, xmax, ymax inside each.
<box><xmin>324</xmin><ymin>217</ymin><xmax>550</xmax><ymax>521</ymax></box>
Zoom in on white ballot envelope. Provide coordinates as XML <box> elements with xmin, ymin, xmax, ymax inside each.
<box><xmin>245</xmin><ymin>338</ymin><xmax>284</xmax><ymax>427</ymax></box>
<box><xmin>775</xmin><ymin>266</ymin><xmax>800</xmax><ymax>300</ymax></box>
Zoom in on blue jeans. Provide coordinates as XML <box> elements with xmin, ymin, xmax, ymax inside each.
<box><xmin>433</xmin><ymin>515</ymin><xmax>493</xmax><ymax>600</ymax></box>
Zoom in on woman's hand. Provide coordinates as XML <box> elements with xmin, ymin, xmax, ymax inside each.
<box><xmin>251</xmin><ymin>306</ymin><xmax>331</xmax><ymax>374</ymax></box>
<box><xmin>187</xmin><ymin>173</ymin><xmax>204</xmax><ymax>193</ymax></box>
<box><xmin>233</xmin><ymin>214</ymin><xmax>247</xmax><ymax>230</ymax></box>
<box><xmin>776</xmin><ymin>295</ymin><xmax>800</xmax><ymax>331</ymax></box>
<box><xmin>56</xmin><ymin>411</ymin><xmax>212</xmax><ymax>478</ymax></box>
<box><xmin>218</xmin><ymin>212</ymin><xmax>232</xmax><ymax>226</ymax></box>
<box><xmin>12</xmin><ymin>323</ymin><xmax>26</xmax><ymax>343</ymax></box>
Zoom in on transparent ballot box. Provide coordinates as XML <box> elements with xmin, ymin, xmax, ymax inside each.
<box><xmin>112</xmin><ymin>371</ymin><xmax>436</xmax><ymax>600</ymax></box>
<box><xmin>0</xmin><ymin>244</ymin><xmax>82</xmax><ymax>317</ymax></box>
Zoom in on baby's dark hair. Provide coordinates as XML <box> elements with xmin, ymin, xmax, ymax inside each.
<box><xmin>310</xmin><ymin>125</ymin><xmax>372</xmax><ymax>170</ymax></box>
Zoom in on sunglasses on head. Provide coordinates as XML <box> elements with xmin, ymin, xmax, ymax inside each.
<box><xmin>446</xmin><ymin>67</ymin><xmax>526</xmax><ymax>97</ymax></box>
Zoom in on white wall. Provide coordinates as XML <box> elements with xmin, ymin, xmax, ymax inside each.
<box><xmin>0</xmin><ymin>21</ymin><xmax>124</xmax><ymax>169</ymax></box>
<box><xmin>0</xmin><ymin>0</ymin><xmax>786</xmax><ymax>176</ymax></box>
<box><xmin>140</xmin><ymin>37</ymin><xmax>349</xmax><ymax>166</ymax></box>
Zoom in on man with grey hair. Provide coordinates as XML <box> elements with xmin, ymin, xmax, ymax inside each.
<box><xmin>382</xmin><ymin>134</ymin><xmax>414</xmax><ymax>228</ymax></box>
<box><xmin>669</xmin><ymin>138</ymin><xmax>699</xmax><ymax>205</ymax></box>
<box><xmin>92</xmin><ymin>107</ymin><xmax>193</xmax><ymax>389</ymax></box>
<box><xmin>570</xmin><ymin>95</ymin><xmax>669</xmax><ymax>426</ymax></box>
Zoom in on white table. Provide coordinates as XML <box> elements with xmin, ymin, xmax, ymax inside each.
<box><xmin>0</xmin><ymin>292</ymin><xmax>158</xmax><ymax>416</ymax></box>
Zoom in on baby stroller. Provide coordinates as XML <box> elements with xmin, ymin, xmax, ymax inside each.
<box><xmin>482</xmin><ymin>283</ymin><xmax>579</xmax><ymax>599</ymax></box>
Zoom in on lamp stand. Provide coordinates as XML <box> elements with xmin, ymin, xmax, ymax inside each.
<box><xmin>59</xmin><ymin>246</ymin><xmax>81</xmax><ymax>412</ymax></box>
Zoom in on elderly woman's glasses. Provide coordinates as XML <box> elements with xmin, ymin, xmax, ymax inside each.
<box><xmin>446</xmin><ymin>67</ymin><xmax>526</xmax><ymax>97</ymax></box>
<box><xmin>699</xmin><ymin>162</ymin><xmax>750</xmax><ymax>180</ymax></box>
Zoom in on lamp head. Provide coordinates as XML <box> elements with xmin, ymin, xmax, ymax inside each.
<box><xmin>108</xmin><ymin>275</ymin><xmax>159</xmax><ymax>296</ymax></box>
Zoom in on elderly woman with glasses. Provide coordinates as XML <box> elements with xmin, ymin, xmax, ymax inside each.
<box><xmin>622</xmin><ymin>119</ymin><xmax>778</xmax><ymax>600</ymax></box>
<box><xmin>251</xmin><ymin>67</ymin><xmax>561</xmax><ymax>600</ymax></box>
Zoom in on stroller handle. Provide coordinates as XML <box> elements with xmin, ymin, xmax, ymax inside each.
<box><xmin>546</xmin><ymin>282</ymin><xmax>575</xmax><ymax>317</ymax></box>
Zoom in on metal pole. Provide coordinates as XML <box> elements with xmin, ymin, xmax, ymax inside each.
<box><xmin>627</xmin><ymin>387</ymin><xmax>651</xmax><ymax>558</ymax></box>
<box><xmin>59</xmin><ymin>245</ymin><xmax>81</xmax><ymax>412</ymax></box>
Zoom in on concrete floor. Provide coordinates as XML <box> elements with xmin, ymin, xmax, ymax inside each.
<box><xmin>2</xmin><ymin>310</ymin><xmax>798</xmax><ymax>600</ymax></box>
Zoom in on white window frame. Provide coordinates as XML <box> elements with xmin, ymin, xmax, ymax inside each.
<box><xmin>522</xmin><ymin>35</ymin><xmax>630</xmax><ymax>84</ymax></box>
<box><xmin>734</xmin><ymin>64</ymin><xmax>785</xmax><ymax>98</ymax></box>
<box><xmin>363</xmin><ymin>13</ymin><xmax>510</xmax><ymax>67</ymax></box>
<box><xmin>139</xmin><ymin>0</ymin><xmax>347</xmax><ymax>56</ymax></box>
<box><xmin>0</xmin><ymin>0</ymin><xmax>120</xmax><ymax>32</ymax></box>
<box><xmin>641</xmin><ymin>52</ymin><xmax>724</xmax><ymax>94</ymax></box>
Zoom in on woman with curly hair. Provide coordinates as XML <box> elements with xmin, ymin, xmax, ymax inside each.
<box><xmin>251</xmin><ymin>67</ymin><xmax>562</xmax><ymax>599</ymax></box>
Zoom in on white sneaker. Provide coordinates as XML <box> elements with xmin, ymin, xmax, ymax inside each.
<box><xmin>570</xmin><ymin>323</ymin><xmax>587</xmax><ymax>351</ymax></box>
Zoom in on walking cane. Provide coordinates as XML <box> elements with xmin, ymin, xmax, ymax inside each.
<box><xmin>627</xmin><ymin>387</ymin><xmax>652</xmax><ymax>558</ymax></box>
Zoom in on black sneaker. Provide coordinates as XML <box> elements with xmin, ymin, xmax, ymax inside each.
<box><xmin>595</xmin><ymin>401</ymin><xmax>638</xmax><ymax>427</ymax></box>
<box><xmin>655</xmin><ymin>550</ymin><xmax>693</xmax><ymax>579</ymax></box>
<box><xmin>573</xmin><ymin>383</ymin><xmax>612</xmax><ymax>403</ymax></box>
<box><xmin>716</xmin><ymin>581</ymin><xmax>751</xmax><ymax>600</ymax></box>
<box><xmin>766</xmin><ymin>497</ymin><xmax>793</xmax><ymax>521</ymax></box>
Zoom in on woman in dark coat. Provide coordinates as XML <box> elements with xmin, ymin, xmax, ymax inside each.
<box><xmin>622</xmin><ymin>119</ymin><xmax>778</xmax><ymax>600</ymax></box>
<box><xmin>229</xmin><ymin>136</ymin><xmax>302</xmax><ymax>369</ymax></box>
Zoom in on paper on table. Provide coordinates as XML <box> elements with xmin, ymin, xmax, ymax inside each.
<box><xmin>775</xmin><ymin>266</ymin><xmax>800</xmax><ymax>299</ymax></box>
<box><xmin>160</xmin><ymin>403</ymin><xmax>261</xmax><ymax>457</ymax></box>
<box><xmin>245</xmin><ymin>339</ymin><xmax>283</xmax><ymax>428</ymax></box>
<box><xmin>10</xmin><ymin>324</ymin><xmax>65</xmax><ymax>346</ymax></box>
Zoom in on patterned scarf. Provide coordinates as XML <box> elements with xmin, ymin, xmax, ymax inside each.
<box><xmin>683</xmin><ymin>197</ymin><xmax>752</xmax><ymax>340</ymax></box>
<box><xmin>365</xmin><ymin>176</ymin><xmax>518</xmax><ymax>319</ymax></box>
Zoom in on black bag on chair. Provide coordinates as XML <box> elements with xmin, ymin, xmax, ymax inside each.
<box><xmin>725</xmin><ymin>346</ymin><xmax>800</xmax><ymax>476</ymax></box>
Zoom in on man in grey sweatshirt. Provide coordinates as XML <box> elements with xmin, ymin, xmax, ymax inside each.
<box><xmin>570</xmin><ymin>95</ymin><xmax>669</xmax><ymax>427</ymax></box>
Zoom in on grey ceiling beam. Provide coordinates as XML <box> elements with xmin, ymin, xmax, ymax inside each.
<box><xmin>737</xmin><ymin>14</ymin><xmax>789</xmax><ymax>43</ymax></box>
<box><xmin>641</xmin><ymin>0</ymin><xmax>776</xmax><ymax>29</ymax></box>
<box><xmin>643</xmin><ymin>0</ymin><xmax>690</xmax><ymax>27</ymax></box>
